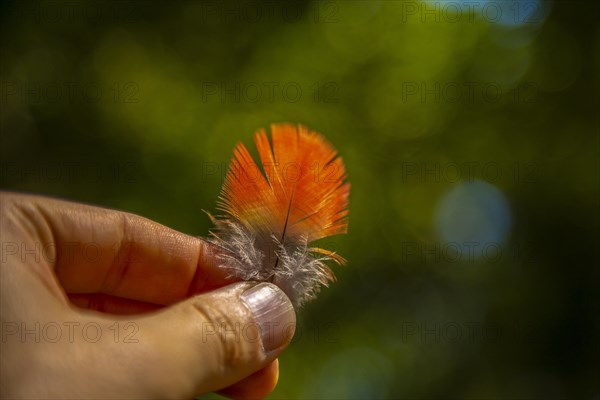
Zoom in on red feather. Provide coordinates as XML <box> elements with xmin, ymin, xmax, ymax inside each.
<box><xmin>209</xmin><ymin>123</ymin><xmax>350</xmax><ymax>306</ymax></box>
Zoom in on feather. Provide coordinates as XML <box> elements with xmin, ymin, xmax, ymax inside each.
<box><xmin>208</xmin><ymin>123</ymin><xmax>350</xmax><ymax>307</ymax></box>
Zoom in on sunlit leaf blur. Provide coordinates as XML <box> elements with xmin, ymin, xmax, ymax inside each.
<box><xmin>1</xmin><ymin>0</ymin><xmax>597</xmax><ymax>398</ymax></box>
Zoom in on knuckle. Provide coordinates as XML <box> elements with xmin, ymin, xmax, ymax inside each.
<box><xmin>192</xmin><ymin>299</ymin><xmax>259</xmax><ymax>368</ymax></box>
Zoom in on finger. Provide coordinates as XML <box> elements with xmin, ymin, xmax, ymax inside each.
<box><xmin>68</xmin><ymin>293</ymin><xmax>162</xmax><ymax>314</ymax></box>
<box><xmin>2</xmin><ymin>192</ymin><xmax>234</xmax><ymax>305</ymax></box>
<box><xmin>98</xmin><ymin>282</ymin><xmax>296</xmax><ymax>398</ymax></box>
<box><xmin>150</xmin><ymin>282</ymin><xmax>295</xmax><ymax>395</ymax></box>
<box><xmin>217</xmin><ymin>359</ymin><xmax>279</xmax><ymax>400</ymax></box>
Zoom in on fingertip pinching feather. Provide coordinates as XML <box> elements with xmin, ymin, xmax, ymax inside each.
<box><xmin>208</xmin><ymin>123</ymin><xmax>350</xmax><ymax>308</ymax></box>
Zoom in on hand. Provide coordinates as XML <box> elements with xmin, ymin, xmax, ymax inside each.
<box><xmin>0</xmin><ymin>192</ymin><xmax>296</xmax><ymax>399</ymax></box>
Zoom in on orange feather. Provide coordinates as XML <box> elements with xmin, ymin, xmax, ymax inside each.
<box><xmin>209</xmin><ymin>123</ymin><xmax>350</xmax><ymax>307</ymax></box>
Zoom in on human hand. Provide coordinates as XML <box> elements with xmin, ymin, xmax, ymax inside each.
<box><xmin>0</xmin><ymin>192</ymin><xmax>296</xmax><ymax>399</ymax></box>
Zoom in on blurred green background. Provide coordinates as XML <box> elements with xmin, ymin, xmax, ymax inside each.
<box><xmin>1</xmin><ymin>0</ymin><xmax>598</xmax><ymax>398</ymax></box>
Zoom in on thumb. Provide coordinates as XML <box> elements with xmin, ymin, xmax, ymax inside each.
<box><xmin>129</xmin><ymin>281</ymin><xmax>296</xmax><ymax>397</ymax></box>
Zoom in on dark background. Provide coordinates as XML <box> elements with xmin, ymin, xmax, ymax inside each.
<box><xmin>1</xmin><ymin>0</ymin><xmax>598</xmax><ymax>398</ymax></box>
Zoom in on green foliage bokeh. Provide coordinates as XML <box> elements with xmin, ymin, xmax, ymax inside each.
<box><xmin>1</xmin><ymin>0</ymin><xmax>598</xmax><ymax>398</ymax></box>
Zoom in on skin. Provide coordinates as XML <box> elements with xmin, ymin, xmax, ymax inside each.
<box><xmin>0</xmin><ymin>192</ymin><xmax>295</xmax><ymax>399</ymax></box>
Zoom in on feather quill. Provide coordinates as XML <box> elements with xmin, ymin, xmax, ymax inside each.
<box><xmin>208</xmin><ymin>123</ymin><xmax>350</xmax><ymax>308</ymax></box>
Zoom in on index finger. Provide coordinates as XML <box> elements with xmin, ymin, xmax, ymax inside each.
<box><xmin>2</xmin><ymin>192</ymin><xmax>234</xmax><ymax>305</ymax></box>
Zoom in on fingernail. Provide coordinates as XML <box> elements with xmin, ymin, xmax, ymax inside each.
<box><xmin>241</xmin><ymin>283</ymin><xmax>296</xmax><ymax>353</ymax></box>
